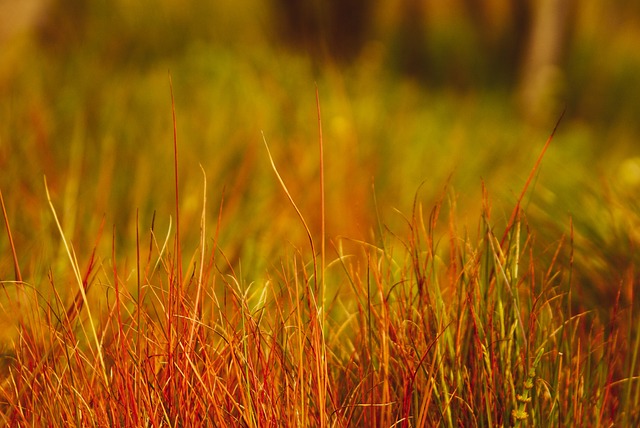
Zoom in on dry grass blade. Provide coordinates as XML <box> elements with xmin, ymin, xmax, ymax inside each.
<box><xmin>43</xmin><ymin>176</ymin><xmax>108</xmax><ymax>384</ymax></box>
<box><xmin>0</xmin><ymin>190</ymin><xmax>22</xmax><ymax>284</ymax></box>
<box><xmin>169</xmin><ymin>72</ymin><xmax>183</xmax><ymax>288</ymax></box>
<box><xmin>501</xmin><ymin>110</ymin><xmax>565</xmax><ymax>247</ymax></box>
<box><xmin>261</xmin><ymin>132</ymin><xmax>318</xmax><ymax>296</ymax></box>
<box><xmin>185</xmin><ymin>165</ymin><xmax>208</xmax><ymax>353</ymax></box>
<box><xmin>316</xmin><ymin>84</ymin><xmax>326</xmax><ymax>308</ymax></box>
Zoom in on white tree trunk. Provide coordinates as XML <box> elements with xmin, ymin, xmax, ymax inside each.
<box><xmin>518</xmin><ymin>0</ymin><xmax>574</xmax><ymax>123</ymax></box>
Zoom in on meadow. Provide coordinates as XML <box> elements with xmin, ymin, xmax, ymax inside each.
<box><xmin>1</xmin><ymin>1</ymin><xmax>640</xmax><ymax>426</ymax></box>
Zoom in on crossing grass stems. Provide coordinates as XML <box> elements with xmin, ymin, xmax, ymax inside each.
<box><xmin>0</xmin><ymin>92</ymin><xmax>637</xmax><ymax>427</ymax></box>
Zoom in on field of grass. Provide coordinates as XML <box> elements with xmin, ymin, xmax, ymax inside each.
<box><xmin>1</xmin><ymin>2</ymin><xmax>640</xmax><ymax>426</ymax></box>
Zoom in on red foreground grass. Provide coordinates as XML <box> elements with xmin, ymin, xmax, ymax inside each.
<box><xmin>0</xmin><ymin>106</ymin><xmax>638</xmax><ymax>427</ymax></box>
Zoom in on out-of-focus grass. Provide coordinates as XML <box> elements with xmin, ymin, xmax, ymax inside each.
<box><xmin>0</xmin><ymin>0</ymin><xmax>638</xmax><ymax>324</ymax></box>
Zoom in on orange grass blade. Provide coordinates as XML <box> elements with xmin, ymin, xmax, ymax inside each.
<box><xmin>500</xmin><ymin>110</ymin><xmax>565</xmax><ymax>247</ymax></box>
<box><xmin>0</xmin><ymin>189</ymin><xmax>22</xmax><ymax>284</ymax></box>
<box><xmin>44</xmin><ymin>176</ymin><xmax>108</xmax><ymax>383</ymax></box>
<box><xmin>168</xmin><ymin>72</ymin><xmax>183</xmax><ymax>290</ymax></box>
<box><xmin>185</xmin><ymin>165</ymin><xmax>208</xmax><ymax>354</ymax></box>
<box><xmin>167</xmin><ymin>71</ymin><xmax>181</xmax><ymax>421</ymax></box>
<box><xmin>316</xmin><ymin>85</ymin><xmax>326</xmax><ymax>303</ymax></box>
<box><xmin>315</xmin><ymin>85</ymin><xmax>329</xmax><ymax>427</ymax></box>
<box><xmin>261</xmin><ymin>132</ymin><xmax>318</xmax><ymax>297</ymax></box>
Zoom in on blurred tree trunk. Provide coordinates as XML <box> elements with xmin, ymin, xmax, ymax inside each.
<box><xmin>462</xmin><ymin>0</ymin><xmax>576</xmax><ymax>121</ymax></box>
<box><xmin>272</xmin><ymin>0</ymin><xmax>576</xmax><ymax>123</ymax></box>
<box><xmin>36</xmin><ymin>0</ymin><xmax>87</xmax><ymax>52</ymax></box>
<box><xmin>272</xmin><ymin>0</ymin><xmax>374</xmax><ymax>63</ymax></box>
<box><xmin>393</xmin><ymin>0</ymin><xmax>429</xmax><ymax>78</ymax></box>
<box><xmin>0</xmin><ymin>0</ymin><xmax>49</xmax><ymax>43</ymax></box>
<box><xmin>517</xmin><ymin>0</ymin><xmax>576</xmax><ymax>123</ymax></box>
<box><xmin>462</xmin><ymin>0</ymin><xmax>533</xmax><ymax>85</ymax></box>
<box><xmin>272</xmin><ymin>0</ymin><xmax>321</xmax><ymax>55</ymax></box>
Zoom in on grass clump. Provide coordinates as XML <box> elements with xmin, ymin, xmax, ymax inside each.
<box><xmin>0</xmin><ymin>97</ymin><xmax>638</xmax><ymax>428</ymax></box>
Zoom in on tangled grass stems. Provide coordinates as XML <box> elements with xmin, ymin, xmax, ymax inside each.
<box><xmin>0</xmin><ymin>96</ymin><xmax>637</xmax><ymax>427</ymax></box>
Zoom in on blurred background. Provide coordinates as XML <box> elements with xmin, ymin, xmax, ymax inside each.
<box><xmin>0</xmin><ymin>0</ymin><xmax>639</xmax><ymax>309</ymax></box>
